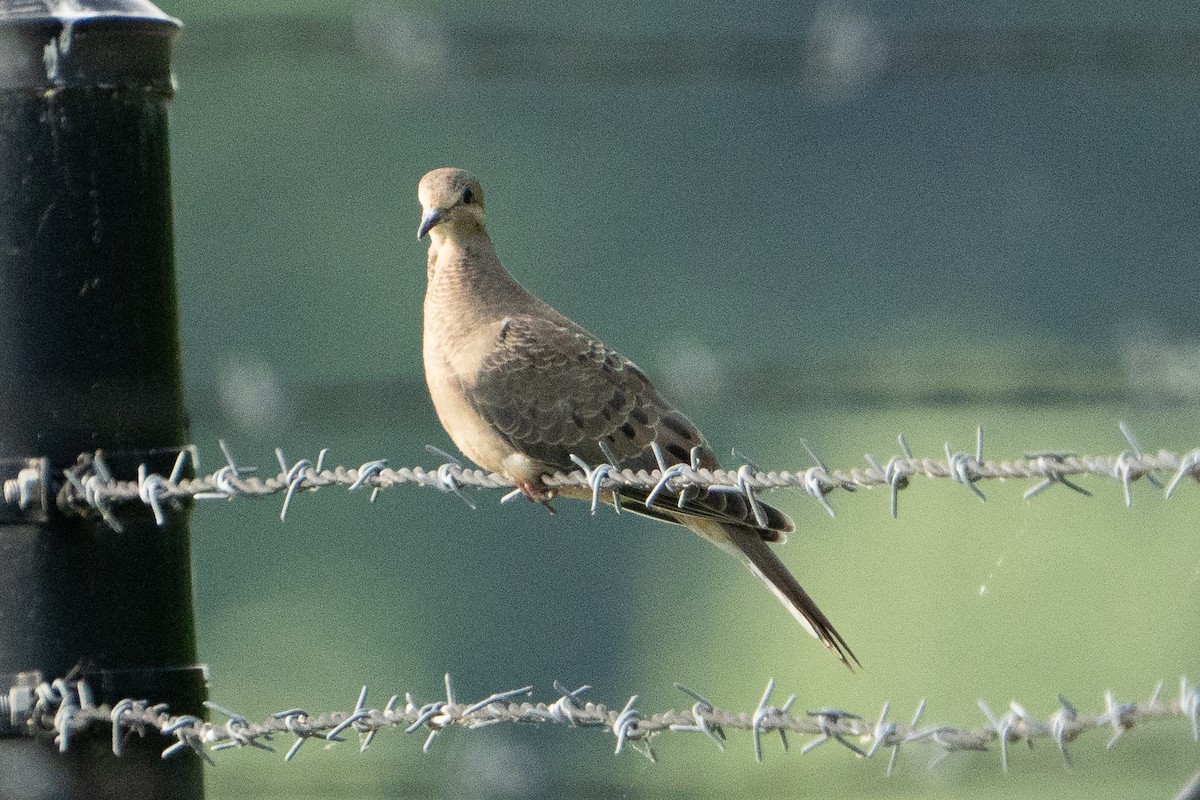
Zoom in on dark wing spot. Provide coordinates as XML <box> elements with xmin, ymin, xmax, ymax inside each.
<box><xmin>498</xmin><ymin>318</ymin><xmax>511</xmax><ymax>342</ymax></box>
<box><xmin>609</xmin><ymin>389</ymin><xmax>626</xmax><ymax>410</ymax></box>
<box><xmin>662</xmin><ymin>415</ymin><xmax>696</xmax><ymax>441</ymax></box>
<box><xmin>629</xmin><ymin>407</ymin><xmax>649</xmax><ymax>425</ymax></box>
<box><xmin>620</xmin><ymin>422</ymin><xmax>636</xmax><ymax>439</ymax></box>
<box><xmin>666</xmin><ymin>444</ymin><xmax>691</xmax><ymax>462</ymax></box>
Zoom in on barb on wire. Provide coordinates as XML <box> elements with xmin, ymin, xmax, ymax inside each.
<box><xmin>668</xmin><ymin>683</ymin><xmax>727</xmax><ymax>752</ymax></box>
<box><xmin>10</xmin><ymin>674</ymin><xmax>1198</xmax><ymax>773</ymax></box>
<box><xmin>422</xmin><ymin>446</ymin><xmax>478</xmax><ymax>509</ymax></box>
<box><xmin>865</xmin><ymin>433</ymin><xmax>914</xmax><ymax>520</ymax></box>
<box><xmin>1117</xmin><ymin>421</ymin><xmax>1165</xmax><ymax>502</ymax></box>
<box><xmin>944</xmin><ymin>426</ymin><xmax>987</xmax><ymax>503</ymax></box>
<box><xmin>5</xmin><ymin>423</ymin><xmax>1197</xmax><ymax>526</ymax></box>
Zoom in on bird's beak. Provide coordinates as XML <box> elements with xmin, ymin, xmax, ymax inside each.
<box><xmin>417</xmin><ymin>207</ymin><xmax>444</xmax><ymax>239</ymax></box>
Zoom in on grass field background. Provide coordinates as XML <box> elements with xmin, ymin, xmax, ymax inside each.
<box><xmin>158</xmin><ymin>6</ymin><xmax>1199</xmax><ymax>796</ymax></box>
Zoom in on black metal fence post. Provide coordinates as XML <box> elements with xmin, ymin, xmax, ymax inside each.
<box><xmin>0</xmin><ymin>1</ymin><xmax>204</xmax><ymax>798</ymax></box>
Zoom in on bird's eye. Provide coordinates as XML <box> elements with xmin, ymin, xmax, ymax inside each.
<box><xmin>461</xmin><ymin>186</ymin><xmax>475</xmax><ymax>204</ymax></box>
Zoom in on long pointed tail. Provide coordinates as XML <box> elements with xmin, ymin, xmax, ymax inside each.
<box><xmin>716</xmin><ymin>522</ymin><xmax>860</xmax><ymax>671</ymax></box>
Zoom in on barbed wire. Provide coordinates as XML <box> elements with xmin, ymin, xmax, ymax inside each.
<box><xmin>0</xmin><ymin>423</ymin><xmax>1195</xmax><ymax>528</ymax></box>
<box><xmin>7</xmin><ymin>672</ymin><xmax>1196</xmax><ymax>772</ymax></box>
<box><xmin>3</xmin><ymin>427</ymin><xmax>1195</xmax><ymax>784</ymax></box>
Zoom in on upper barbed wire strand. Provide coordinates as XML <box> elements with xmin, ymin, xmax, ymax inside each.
<box><xmin>7</xmin><ymin>427</ymin><xmax>1193</xmax><ymax>526</ymax></box>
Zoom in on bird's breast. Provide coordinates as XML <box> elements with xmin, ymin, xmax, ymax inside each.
<box><xmin>422</xmin><ymin>311</ymin><xmax>515</xmax><ymax>474</ymax></box>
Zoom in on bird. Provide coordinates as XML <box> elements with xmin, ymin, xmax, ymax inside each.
<box><xmin>417</xmin><ymin>167</ymin><xmax>858</xmax><ymax>670</ymax></box>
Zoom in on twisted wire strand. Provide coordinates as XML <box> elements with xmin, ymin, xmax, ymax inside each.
<box><xmin>18</xmin><ymin>674</ymin><xmax>1200</xmax><ymax>770</ymax></box>
<box><xmin>2</xmin><ymin>426</ymin><xmax>1192</xmax><ymax>526</ymax></box>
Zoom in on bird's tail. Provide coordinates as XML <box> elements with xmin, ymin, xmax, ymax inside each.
<box><xmin>715</xmin><ymin>522</ymin><xmax>860</xmax><ymax>671</ymax></box>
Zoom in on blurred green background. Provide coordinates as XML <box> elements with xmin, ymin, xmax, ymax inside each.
<box><xmin>160</xmin><ymin>2</ymin><xmax>1199</xmax><ymax>797</ymax></box>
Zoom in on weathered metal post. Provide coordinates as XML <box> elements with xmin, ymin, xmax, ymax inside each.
<box><xmin>0</xmin><ymin>1</ymin><xmax>204</xmax><ymax>797</ymax></box>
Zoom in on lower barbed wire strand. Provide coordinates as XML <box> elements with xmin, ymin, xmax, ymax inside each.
<box><xmin>11</xmin><ymin>675</ymin><xmax>1198</xmax><ymax>770</ymax></box>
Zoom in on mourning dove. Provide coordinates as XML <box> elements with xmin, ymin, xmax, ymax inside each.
<box><xmin>418</xmin><ymin>167</ymin><xmax>858</xmax><ymax>670</ymax></box>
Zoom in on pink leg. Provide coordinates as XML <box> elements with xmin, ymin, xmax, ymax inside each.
<box><xmin>515</xmin><ymin>478</ymin><xmax>557</xmax><ymax>514</ymax></box>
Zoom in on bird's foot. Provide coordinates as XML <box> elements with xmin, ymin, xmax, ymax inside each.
<box><xmin>516</xmin><ymin>479</ymin><xmax>557</xmax><ymax>514</ymax></box>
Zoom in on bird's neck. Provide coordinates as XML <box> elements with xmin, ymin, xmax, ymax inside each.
<box><xmin>425</xmin><ymin>228</ymin><xmax>538</xmax><ymax>328</ymax></box>
<box><xmin>425</xmin><ymin>226</ymin><xmax>489</xmax><ymax>281</ymax></box>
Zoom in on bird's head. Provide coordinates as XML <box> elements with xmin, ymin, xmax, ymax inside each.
<box><xmin>417</xmin><ymin>168</ymin><xmax>485</xmax><ymax>240</ymax></box>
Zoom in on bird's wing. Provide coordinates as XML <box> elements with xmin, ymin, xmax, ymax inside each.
<box><xmin>466</xmin><ymin>313</ymin><xmax>792</xmax><ymax>536</ymax></box>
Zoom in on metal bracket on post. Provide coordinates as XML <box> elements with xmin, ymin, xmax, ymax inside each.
<box><xmin>0</xmin><ymin>671</ymin><xmax>42</xmax><ymax>737</ymax></box>
<box><xmin>0</xmin><ymin>458</ymin><xmax>49</xmax><ymax>524</ymax></box>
